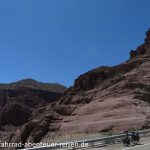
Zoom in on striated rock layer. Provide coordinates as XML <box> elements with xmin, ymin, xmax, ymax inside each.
<box><xmin>1</xmin><ymin>29</ymin><xmax>150</xmax><ymax>148</ymax></box>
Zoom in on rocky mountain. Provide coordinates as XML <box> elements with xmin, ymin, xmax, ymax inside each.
<box><xmin>1</xmin><ymin>29</ymin><xmax>150</xmax><ymax>149</ymax></box>
<box><xmin>0</xmin><ymin>79</ymin><xmax>67</xmax><ymax>146</ymax></box>
<box><xmin>0</xmin><ymin>78</ymin><xmax>67</xmax><ymax>93</ymax></box>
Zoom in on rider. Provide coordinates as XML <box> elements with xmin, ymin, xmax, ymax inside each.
<box><xmin>124</xmin><ymin>131</ymin><xmax>132</xmax><ymax>140</ymax></box>
<box><xmin>124</xmin><ymin>130</ymin><xmax>140</xmax><ymax>143</ymax></box>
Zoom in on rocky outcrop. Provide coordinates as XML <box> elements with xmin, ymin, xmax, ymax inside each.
<box><xmin>130</xmin><ymin>28</ymin><xmax>150</xmax><ymax>59</ymax></box>
<box><xmin>73</xmin><ymin>59</ymin><xmax>143</xmax><ymax>91</ymax></box>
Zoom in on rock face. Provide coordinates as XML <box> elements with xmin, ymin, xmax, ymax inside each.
<box><xmin>0</xmin><ymin>80</ymin><xmax>66</xmax><ymax>126</ymax></box>
<box><xmin>1</xmin><ymin>29</ymin><xmax>150</xmax><ymax>149</ymax></box>
<box><xmin>1</xmin><ymin>103</ymin><xmax>31</xmax><ymax>126</ymax></box>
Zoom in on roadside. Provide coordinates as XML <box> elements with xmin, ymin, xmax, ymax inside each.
<box><xmin>53</xmin><ymin>134</ymin><xmax>150</xmax><ymax>150</ymax></box>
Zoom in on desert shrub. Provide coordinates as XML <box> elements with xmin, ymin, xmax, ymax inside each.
<box><xmin>128</xmin><ymin>128</ymin><xmax>136</xmax><ymax>132</ymax></box>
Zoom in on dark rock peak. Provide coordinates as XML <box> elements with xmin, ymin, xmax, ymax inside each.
<box><xmin>130</xmin><ymin>28</ymin><xmax>150</xmax><ymax>59</ymax></box>
<box><xmin>0</xmin><ymin>78</ymin><xmax>67</xmax><ymax>93</ymax></box>
<box><xmin>145</xmin><ymin>28</ymin><xmax>150</xmax><ymax>41</ymax></box>
<box><xmin>145</xmin><ymin>28</ymin><xmax>150</xmax><ymax>51</ymax></box>
<box><xmin>14</xmin><ymin>78</ymin><xmax>41</xmax><ymax>85</ymax></box>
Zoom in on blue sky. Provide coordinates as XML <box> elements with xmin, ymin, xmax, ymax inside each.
<box><xmin>0</xmin><ymin>0</ymin><xmax>150</xmax><ymax>87</ymax></box>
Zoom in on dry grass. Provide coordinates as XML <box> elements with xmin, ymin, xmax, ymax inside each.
<box><xmin>43</xmin><ymin>131</ymin><xmax>118</xmax><ymax>143</ymax></box>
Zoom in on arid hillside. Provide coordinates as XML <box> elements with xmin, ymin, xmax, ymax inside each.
<box><xmin>1</xmin><ymin>29</ymin><xmax>150</xmax><ymax>149</ymax></box>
